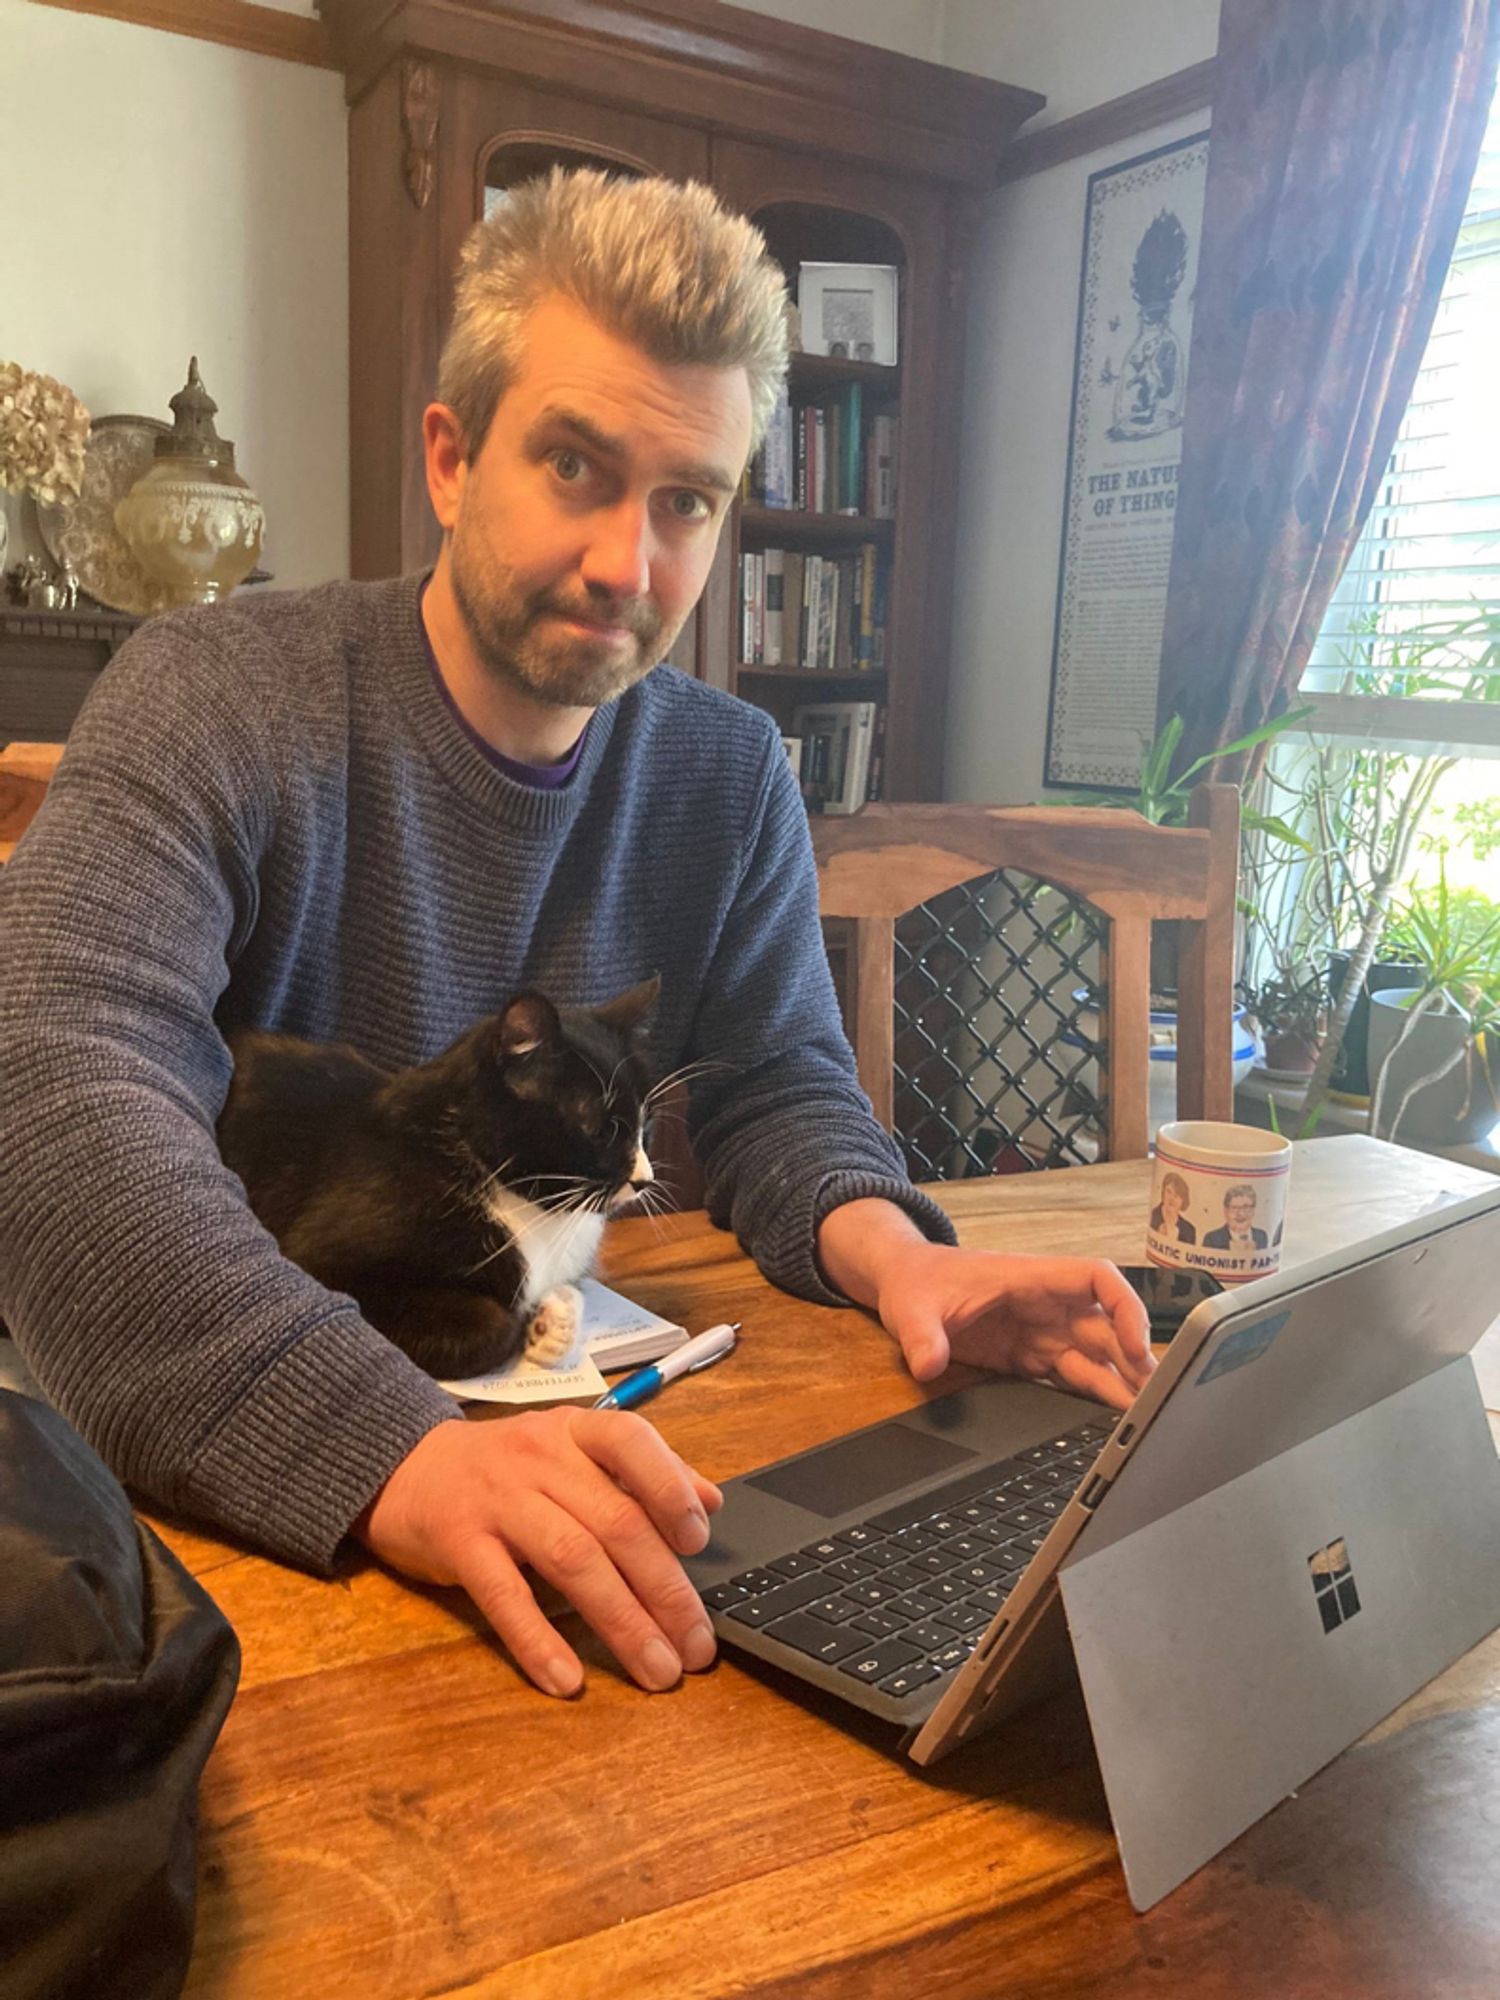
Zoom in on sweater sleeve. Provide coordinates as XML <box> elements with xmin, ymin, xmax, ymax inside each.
<box><xmin>0</xmin><ymin>617</ymin><xmax>459</xmax><ymax>1571</ymax></box>
<box><xmin>687</xmin><ymin>730</ymin><xmax>957</xmax><ymax>1304</ymax></box>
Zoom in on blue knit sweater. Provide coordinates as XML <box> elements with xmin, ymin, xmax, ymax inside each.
<box><xmin>0</xmin><ymin>573</ymin><xmax>954</xmax><ymax>1568</ymax></box>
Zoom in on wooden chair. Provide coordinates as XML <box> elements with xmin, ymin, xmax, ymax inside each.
<box><xmin>812</xmin><ymin>784</ymin><xmax>1240</xmax><ymax>1168</ymax></box>
<box><xmin>0</xmin><ymin>741</ymin><xmax>63</xmax><ymax>864</ymax></box>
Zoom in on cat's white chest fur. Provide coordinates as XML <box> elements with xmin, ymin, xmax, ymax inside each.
<box><xmin>483</xmin><ymin>1186</ymin><xmax>606</xmax><ymax>1314</ymax></box>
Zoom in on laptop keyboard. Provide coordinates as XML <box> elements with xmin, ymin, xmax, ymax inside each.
<box><xmin>702</xmin><ymin>1421</ymin><xmax>1115</xmax><ymax>1702</ymax></box>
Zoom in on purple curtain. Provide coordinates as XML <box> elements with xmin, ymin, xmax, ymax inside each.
<box><xmin>1156</xmin><ymin>0</ymin><xmax>1500</xmax><ymax>779</ymax></box>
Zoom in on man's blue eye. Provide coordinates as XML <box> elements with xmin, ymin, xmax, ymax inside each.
<box><xmin>552</xmin><ymin>450</ymin><xmax>586</xmax><ymax>482</ymax></box>
<box><xmin>670</xmin><ymin>490</ymin><xmax>710</xmax><ymax>521</ymax></box>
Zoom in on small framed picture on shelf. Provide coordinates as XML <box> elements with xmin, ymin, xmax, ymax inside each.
<box><xmin>796</xmin><ymin>263</ymin><xmax>899</xmax><ymax>365</ymax></box>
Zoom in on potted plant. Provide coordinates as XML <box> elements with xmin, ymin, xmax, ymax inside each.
<box><xmin>1367</xmin><ymin>864</ymin><xmax>1500</xmax><ymax>1146</ymax></box>
<box><xmin>1247</xmin><ymin>960</ymin><xmax>1328</xmax><ymax>1076</ymax></box>
<box><xmin>1057</xmin><ymin>706</ymin><xmax>1312</xmax><ymax>999</ymax></box>
<box><xmin>1276</xmin><ymin>609</ymin><xmax>1500</xmax><ymax>1126</ymax></box>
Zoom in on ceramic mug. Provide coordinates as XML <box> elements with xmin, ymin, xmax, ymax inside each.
<box><xmin>1147</xmin><ymin>1120</ymin><xmax>1292</xmax><ymax>1284</ymax></box>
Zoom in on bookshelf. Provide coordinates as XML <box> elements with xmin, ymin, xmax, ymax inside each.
<box><xmin>319</xmin><ymin>0</ymin><xmax>1044</xmax><ymax>801</ymax></box>
<box><xmin>736</xmin><ymin>328</ymin><xmax>900</xmax><ymax>808</ymax></box>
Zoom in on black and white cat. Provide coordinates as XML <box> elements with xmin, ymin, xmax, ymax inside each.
<box><xmin>216</xmin><ymin>979</ymin><xmax>660</xmax><ymax>1381</ymax></box>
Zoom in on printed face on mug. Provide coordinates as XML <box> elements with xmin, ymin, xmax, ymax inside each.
<box><xmin>1147</xmin><ymin>1121</ymin><xmax>1292</xmax><ymax>1284</ymax></box>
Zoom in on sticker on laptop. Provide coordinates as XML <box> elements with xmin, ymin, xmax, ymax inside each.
<box><xmin>1195</xmin><ymin>1310</ymin><xmax>1290</xmax><ymax>1386</ymax></box>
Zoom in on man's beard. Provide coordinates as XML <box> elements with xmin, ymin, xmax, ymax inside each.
<box><xmin>450</xmin><ymin>522</ymin><xmax>670</xmax><ymax>710</ymax></box>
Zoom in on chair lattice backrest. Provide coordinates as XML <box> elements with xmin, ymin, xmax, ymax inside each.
<box><xmin>812</xmin><ymin>785</ymin><xmax>1240</xmax><ymax>1174</ymax></box>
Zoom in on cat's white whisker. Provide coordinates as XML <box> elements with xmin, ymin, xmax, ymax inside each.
<box><xmin>645</xmin><ymin>1056</ymin><xmax>735</xmax><ymax>1108</ymax></box>
<box><xmin>578</xmin><ymin>1054</ymin><xmax>611</xmax><ymax>1098</ymax></box>
<box><xmin>532</xmin><ymin>1184</ymin><xmax>592</xmax><ymax>1213</ymax></box>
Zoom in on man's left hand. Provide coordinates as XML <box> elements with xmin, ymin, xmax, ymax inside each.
<box><xmin>873</xmin><ymin>1240</ymin><xmax>1153</xmax><ymax>1409</ymax></box>
<box><xmin>816</xmin><ymin>1199</ymin><xmax>1154</xmax><ymax>1410</ymax></box>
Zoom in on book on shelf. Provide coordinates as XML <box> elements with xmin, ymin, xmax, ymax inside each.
<box><xmin>792</xmin><ymin>698</ymin><xmax>878</xmax><ymax>815</ymax></box>
<box><xmin>783</xmin><ymin>549</ymin><xmax>805</xmax><ymax>662</ymax></box>
<box><xmin>815</xmin><ymin>558</ymin><xmax>837</xmax><ymax>673</ymax></box>
<box><xmin>780</xmin><ymin>733</ymin><xmax>803</xmax><ymax>772</ymax></box>
<box><xmin>869</xmin><ymin>409</ymin><xmax>898</xmax><ymax>517</ymax></box>
<box><xmin>748</xmin><ymin>384</ymin><xmax>896</xmax><ymax>519</ymax></box>
<box><xmin>761</xmin><ymin>383</ymin><xmax>794</xmax><ymax>509</ymax></box>
<box><xmin>841</xmin><ymin>382</ymin><xmax>862</xmax><ymax>514</ymax></box>
<box><xmin>856</xmin><ymin>543</ymin><xmax>877</xmax><ymax>669</ymax></box>
<box><xmin>737</xmin><ymin>544</ymin><xmax>888</xmax><ymax>671</ymax></box>
<box><xmin>865</xmin><ymin>702</ymin><xmax>888</xmax><ymax>802</ymax></box>
<box><xmin>763</xmin><ymin>546</ymin><xmax>785</xmax><ymax>665</ymax></box>
<box><xmin>871</xmin><ymin>557</ymin><xmax>889</xmax><ymax>670</ymax></box>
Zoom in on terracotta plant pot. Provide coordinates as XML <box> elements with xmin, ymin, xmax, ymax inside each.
<box><xmin>1264</xmin><ymin>1029</ymin><xmax>1321</xmax><ymax>1075</ymax></box>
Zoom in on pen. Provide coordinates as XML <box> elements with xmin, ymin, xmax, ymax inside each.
<box><xmin>592</xmin><ymin>1322</ymin><xmax>740</xmax><ymax>1411</ymax></box>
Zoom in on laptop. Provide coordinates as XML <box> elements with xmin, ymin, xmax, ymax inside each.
<box><xmin>687</xmin><ymin>1186</ymin><xmax>1500</xmax><ymax>1908</ymax></box>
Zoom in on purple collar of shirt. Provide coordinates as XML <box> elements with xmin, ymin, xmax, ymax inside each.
<box><xmin>417</xmin><ymin>583</ymin><xmax>588</xmax><ymax>791</ymax></box>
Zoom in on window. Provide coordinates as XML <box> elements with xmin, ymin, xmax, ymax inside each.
<box><xmin>1299</xmin><ymin>84</ymin><xmax>1500</xmax><ymax>760</ymax></box>
<box><xmin>1247</xmin><ymin>89</ymin><xmax>1500</xmax><ymax>1034</ymax></box>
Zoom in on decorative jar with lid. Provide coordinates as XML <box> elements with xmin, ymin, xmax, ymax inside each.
<box><xmin>115</xmin><ymin>359</ymin><xmax>264</xmax><ymax>605</ymax></box>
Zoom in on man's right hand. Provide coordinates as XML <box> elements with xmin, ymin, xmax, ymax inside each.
<box><xmin>352</xmin><ymin>1411</ymin><xmax>723</xmax><ymax>1697</ymax></box>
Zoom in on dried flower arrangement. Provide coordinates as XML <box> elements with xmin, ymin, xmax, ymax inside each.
<box><xmin>0</xmin><ymin>362</ymin><xmax>91</xmax><ymax>508</ymax></box>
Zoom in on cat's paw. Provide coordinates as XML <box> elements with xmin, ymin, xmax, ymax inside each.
<box><xmin>525</xmin><ymin>1284</ymin><xmax>583</xmax><ymax>1365</ymax></box>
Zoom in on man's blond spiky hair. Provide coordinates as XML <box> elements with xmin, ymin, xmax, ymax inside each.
<box><xmin>437</xmin><ymin>167</ymin><xmax>790</xmax><ymax>459</ymax></box>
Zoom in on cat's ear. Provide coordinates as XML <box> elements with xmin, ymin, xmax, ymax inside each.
<box><xmin>496</xmin><ymin>992</ymin><xmax>560</xmax><ymax>1058</ymax></box>
<box><xmin>594</xmin><ymin>973</ymin><xmax>661</xmax><ymax>1037</ymax></box>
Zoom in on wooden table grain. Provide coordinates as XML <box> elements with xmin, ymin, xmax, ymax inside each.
<box><xmin>151</xmin><ymin>1136</ymin><xmax>1500</xmax><ymax>1998</ymax></box>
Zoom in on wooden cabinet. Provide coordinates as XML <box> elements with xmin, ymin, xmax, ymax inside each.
<box><xmin>318</xmin><ymin>0</ymin><xmax>1042</xmax><ymax>800</ymax></box>
<box><xmin>0</xmin><ymin>607</ymin><xmax>139</xmax><ymax>743</ymax></box>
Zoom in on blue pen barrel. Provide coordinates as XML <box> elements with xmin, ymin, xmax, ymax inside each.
<box><xmin>605</xmin><ymin>1365</ymin><xmax>664</xmax><ymax>1411</ymax></box>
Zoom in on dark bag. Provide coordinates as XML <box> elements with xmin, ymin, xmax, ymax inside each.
<box><xmin>0</xmin><ymin>1389</ymin><xmax>241</xmax><ymax>2000</ymax></box>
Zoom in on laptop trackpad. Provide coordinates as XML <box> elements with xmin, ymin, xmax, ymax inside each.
<box><xmin>746</xmin><ymin>1423</ymin><xmax>979</xmax><ymax>1518</ymax></box>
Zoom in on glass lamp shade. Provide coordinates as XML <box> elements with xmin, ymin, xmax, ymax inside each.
<box><xmin>116</xmin><ymin>457</ymin><xmax>264</xmax><ymax>606</ymax></box>
<box><xmin>113</xmin><ymin>359</ymin><xmax>265</xmax><ymax>607</ymax></box>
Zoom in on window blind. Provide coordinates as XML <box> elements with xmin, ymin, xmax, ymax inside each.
<box><xmin>1301</xmin><ymin>85</ymin><xmax>1500</xmax><ymax>754</ymax></box>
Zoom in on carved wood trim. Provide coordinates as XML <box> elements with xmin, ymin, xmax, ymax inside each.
<box><xmin>401</xmin><ymin>57</ymin><xmax>441</xmax><ymax>209</ymax></box>
<box><xmin>31</xmin><ymin>0</ymin><xmax>336</xmax><ymax>67</ymax></box>
<box><xmin>317</xmin><ymin>0</ymin><xmax>1044</xmax><ymax>187</ymax></box>
<box><xmin>995</xmin><ymin>57</ymin><xmax>1216</xmax><ymax>185</ymax></box>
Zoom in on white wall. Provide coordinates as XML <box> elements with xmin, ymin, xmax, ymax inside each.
<box><xmin>721</xmin><ymin>0</ymin><xmax>946</xmax><ymax>64</ymax></box>
<box><xmin>1</xmin><ymin>0</ymin><xmax>348</xmax><ymax>589</ymax></box>
<box><xmin>942</xmin><ymin>0</ymin><xmax>1219</xmax><ymax>124</ymax></box>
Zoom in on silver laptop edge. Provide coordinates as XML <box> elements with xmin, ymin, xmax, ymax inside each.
<box><xmin>908</xmin><ymin>1182</ymin><xmax>1500</xmax><ymax>1767</ymax></box>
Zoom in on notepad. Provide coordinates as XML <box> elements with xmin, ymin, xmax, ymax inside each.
<box><xmin>439</xmin><ymin>1278</ymin><xmax>689</xmax><ymax>1405</ymax></box>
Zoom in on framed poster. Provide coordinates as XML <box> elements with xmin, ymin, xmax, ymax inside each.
<box><xmin>1045</xmin><ymin>131</ymin><xmax>1210</xmax><ymax>789</ymax></box>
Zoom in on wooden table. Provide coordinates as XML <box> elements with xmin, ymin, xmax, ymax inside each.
<box><xmin>0</xmin><ymin>739</ymin><xmax>63</xmax><ymax>862</ymax></box>
<box><xmin>150</xmin><ymin>1136</ymin><xmax>1500</xmax><ymax>1998</ymax></box>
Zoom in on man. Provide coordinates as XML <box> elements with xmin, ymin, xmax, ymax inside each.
<box><xmin>1203</xmin><ymin>1185</ymin><xmax>1269</xmax><ymax>1250</ymax></box>
<box><xmin>0</xmin><ymin>171</ymin><xmax>1151</xmax><ymax>1703</ymax></box>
